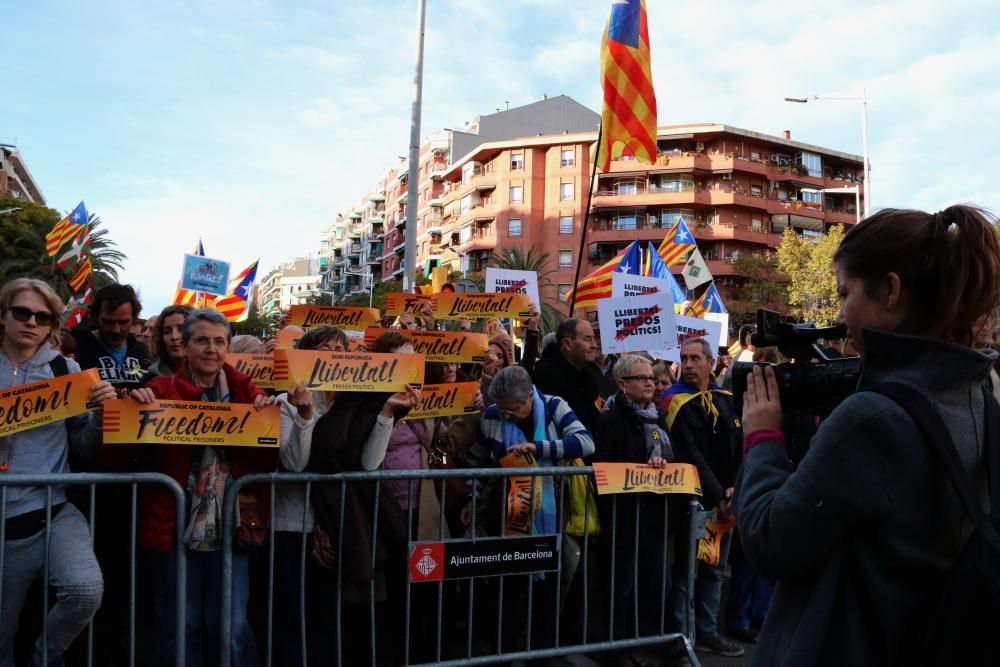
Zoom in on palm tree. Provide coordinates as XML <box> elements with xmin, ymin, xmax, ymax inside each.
<box><xmin>0</xmin><ymin>198</ymin><xmax>127</xmax><ymax>299</ymax></box>
<box><xmin>488</xmin><ymin>246</ymin><xmax>565</xmax><ymax>335</ymax></box>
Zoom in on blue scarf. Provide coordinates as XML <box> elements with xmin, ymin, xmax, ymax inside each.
<box><xmin>500</xmin><ymin>388</ymin><xmax>556</xmax><ymax>535</ymax></box>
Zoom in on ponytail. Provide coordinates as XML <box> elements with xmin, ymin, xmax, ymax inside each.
<box><xmin>833</xmin><ymin>205</ymin><xmax>1000</xmax><ymax>346</ymax></box>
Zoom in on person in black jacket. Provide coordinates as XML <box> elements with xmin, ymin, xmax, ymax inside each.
<box><xmin>70</xmin><ymin>283</ymin><xmax>150</xmax><ymax>392</ymax></box>
<box><xmin>531</xmin><ymin>318</ymin><xmax>602</xmax><ymax>433</ymax></box>
<box><xmin>662</xmin><ymin>337</ymin><xmax>744</xmax><ymax>658</ymax></box>
<box><xmin>594</xmin><ymin>354</ymin><xmax>674</xmax><ymax>667</ymax></box>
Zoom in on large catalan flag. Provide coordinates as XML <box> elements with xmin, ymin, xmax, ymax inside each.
<box><xmin>567</xmin><ymin>240</ymin><xmax>641</xmax><ymax>309</ymax></box>
<box><xmin>594</xmin><ymin>0</ymin><xmax>658</xmax><ymax>172</ymax></box>
<box><xmin>657</xmin><ymin>218</ymin><xmax>696</xmax><ymax>267</ymax></box>
<box><xmin>215</xmin><ymin>260</ymin><xmax>258</xmax><ymax>322</ymax></box>
<box><xmin>45</xmin><ymin>202</ymin><xmax>89</xmax><ymax>256</ymax></box>
<box><xmin>688</xmin><ymin>282</ymin><xmax>727</xmax><ymax>318</ymax></box>
<box><xmin>172</xmin><ymin>240</ymin><xmax>205</xmax><ymax>306</ymax></box>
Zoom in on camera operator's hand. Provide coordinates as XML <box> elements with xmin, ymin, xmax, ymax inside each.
<box><xmin>742</xmin><ymin>365</ymin><xmax>782</xmax><ymax>433</ymax></box>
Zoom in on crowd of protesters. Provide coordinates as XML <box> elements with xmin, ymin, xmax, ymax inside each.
<box><xmin>1</xmin><ymin>204</ymin><xmax>999</xmax><ymax>667</ymax></box>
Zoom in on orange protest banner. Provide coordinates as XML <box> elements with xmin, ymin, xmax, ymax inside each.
<box><xmin>697</xmin><ymin>512</ymin><xmax>737</xmax><ymax>566</ymax></box>
<box><xmin>363</xmin><ymin>328</ymin><xmax>488</xmax><ymax>364</ymax></box>
<box><xmin>275</xmin><ymin>326</ymin><xmax>303</xmax><ymax>350</ymax></box>
<box><xmin>384</xmin><ymin>293</ymin><xmax>433</xmax><ymax>317</ymax></box>
<box><xmin>0</xmin><ymin>369</ymin><xmax>101</xmax><ymax>438</ymax></box>
<box><xmin>592</xmin><ymin>462</ymin><xmax>702</xmax><ymax>496</ymax></box>
<box><xmin>403</xmin><ymin>382</ymin><xmax>480</xmax><ymax>420</ymax></box>
<box><xmin>227</xmin><ymin>354</ymin><xmax>276</xmax><ymax>389</ymax></box>
<box><xmin>286</xmin><ymin>305</ymin><xmax>381</xmax><ymax>331</ymax></box>
<box><xmin>273</xmin><ymin>349</ymin><xmax>424</xmax><ymax>392</ymax></box>
<box><xmin>499</xmin><ymin>451</ymin><xmax>543</xmax><ymax>537</ymax></box>
<box><xmin>431</xmin><ymin>292</ymin><xmax>534</xmax><ymax>320</ymax></box>
<box><xmin>101</xmin><ymin>398</ymin><xmax>280</xmax><ymax>447</ymax></box>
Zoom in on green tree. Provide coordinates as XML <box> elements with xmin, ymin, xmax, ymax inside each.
<box><xmin>0</xmin><ymin>196</ymin><xmax>127</xmax><ymax>298</ymax></box>
<box><xmin>728</xmin><ymin>251</ymin><xmax>789</xmax><ymax>325</ymax></box>
<box><xmin>488</xmin><ymin>246</ymin><xmax>565</xmax><ymax>335</ymax></box>
<box><xmin>776</xmin><ymin>225</ymin><xmax>845</xmax><ymax>325</ymax></box>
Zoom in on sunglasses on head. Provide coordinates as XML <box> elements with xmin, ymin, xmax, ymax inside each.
<box><xmin>8</xmin><ymin>306</ymin><xmax>55</xmax><ymax>327</ymax></box>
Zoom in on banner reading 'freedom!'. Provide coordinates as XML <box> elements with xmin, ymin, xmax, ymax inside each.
<box><xmin>431</xmin><ymin>292</ymin><xmax>534</xmax><ymax>320</ymax></box>
<box><xmin>273</xmin><ymin>349</ymin><xmax>424</xmax><ymax>392</ymax></box>
<box><xmin>0</xmin><ymin>369</ymin><xmax>101</xmax><ymax>438</ymax></box>
<box><xmin>227</xmin><ymin>354</ymin><xmax>276</xmax><ymax>389</ymax></box>
<box><xmin>102</xmin><ymin>399</ymin><xmax>280</xmax><ymax>447</ymax></box>
<box><xmin>402</xmin><ymin>382</ymin><xmax>481</xmax><ymax>420</ymax></box>
<box><xmin>363</xmin><ymin>328</ymin><xmax>488</xmax><ymax>363</ymax></box>
<box><xmin>285</xmin><ymin>305</ymin><xmax>381</xmax><ymax>331</ymax></box>
<box><xmin>592</xmin><ymin>462</ymin><xmax>702</xmax><ymax>496</ymax></box>
<box><xmin>384</xmin><ymin>293</ymin><xmax>433</xmax><ymax>317</ymax></box>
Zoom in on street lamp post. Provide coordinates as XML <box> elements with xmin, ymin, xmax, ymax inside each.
<box><xmin>785</xmin><ymin>88</ymin><xmax>870</xmax><ymax>219</ymax></box>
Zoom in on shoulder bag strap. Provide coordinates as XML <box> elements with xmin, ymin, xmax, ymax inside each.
<box><xmin>866</xmin><ymin>381</ymin><xmax>985</xmax><ymax>524</ymax></box>
<box><xmin>981</xmin><ymin>386</ymin><xmax>1000</xmax><ymax>511</ymax></box>
<box><xmin>49</xmin><ymin>355</ymin><xmax>69</xmax><ymax>377</ymax></box>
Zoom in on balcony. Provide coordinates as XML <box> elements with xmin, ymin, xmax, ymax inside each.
<box><xmin>393</xmin><ymin>240</ymin><xmax>406</xmax><ymax>255</ymax></box>
<box><xmin>592</xmin><ymin>187</ymin><xmax>713</xmax><ymax>208</ymax></box>
<box><xmin>825</xmin><ymin>209</ymin><xmax>858</xmax><ymax>226</ymax></box>
<box><xmin>348</xmin><ymin>225</ymin><xmax>363</xmax><ymax>239</ymax></box>
<box><xmin>346</xmin><ymin>243</ymin><xmax>362</xmax><ymax>256</ymax></box>
<box><xmin>456</xmin><ymin>226</ymin><xmax>497</xmax><ymax>253</ymax></box>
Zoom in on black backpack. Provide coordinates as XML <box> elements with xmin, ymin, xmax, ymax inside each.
<box><xmin>867</xmin><ymin>382</ymin><xmax>1000</xmax><ymax>667</ymax></box>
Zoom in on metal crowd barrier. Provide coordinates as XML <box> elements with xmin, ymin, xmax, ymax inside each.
<box><xmin>220</xmin><ymin>468</ymin><xmax>706</xmax><ymax>667</ymax></box>
<box><xmin>0</xmin><ymin>472</ymin><xmax>187</xmax><ymax>667</ymax></box>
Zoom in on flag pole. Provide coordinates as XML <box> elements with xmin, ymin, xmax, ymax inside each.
<box><xmin>569</xmin><ymin>121</ymin><xmax>603</xmax><ymax>317</ymax></box>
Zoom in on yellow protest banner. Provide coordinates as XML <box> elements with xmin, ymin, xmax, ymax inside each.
<box><xmin>697</xmin><ymin>512</ymin><xmax>737</xmax><ymax>566</ymax></box>
<box><xmin>0</xmin><ymin>369</ymin><xmax>101</xmax><ymax>438</ymax></box>
<box><xmin>499</xmin><ymin>451</ymin><xmax>543</xmax><ymax>537</ymax></box>
<box><xmin>384</xmin><ymin>293</ymin><xmax>433</xmax><ymax>317</ymax></box>
<box><xmin>431</xmin><ymin>292</ymin><xmax>534</xmax><ymax>320</ymax></box>
<box><xmin>363</xmin><ymin>328</ymin><xmax>488</xmax><ymax>364</ymax></box>
<box><xmin>403</xmin><ymin>382</ymin><xmax>480</xmax><ymax>420</ymax></box>
<box><xmin>275</xmin><ymin>326</ymin><xmax>303</xmax><ymax>350</ymax></box>
<box><xmin>101</xmin><ymin>399</ymin><xmax>280</xmax><ymax>447</ymax></box>
<box><xmin>227</xmin><ymin>354</ymin><xmax>276</xmax><ymax>389</ymax></box>
<box><xmin>286</xmin><ymin>305</ymin><xmax>381</xmax><ymax>331</ymax></box>
<box><xmin>592</xmin><ymin>462</ymin><xmax>702</xmax><ymax>496</ymax></box>
<box><xmin>273</xmin><ymin>349</ymin><xmax>424</xmax><ymax>392</ymax></box>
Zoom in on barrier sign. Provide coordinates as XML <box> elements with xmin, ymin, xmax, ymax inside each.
<box><xmin>102</xmin><ymin>398</ymin><xmax>280</xmax><ymax>447</ymax></box>
<box><xmin>273</xmin><ymin>349</ymin><xmax>424</xmax><ymax>392</ymax></box>
<box><xmin>286</xmin><ymin>305</ymin><xmax>381</xmax><ymax>331</ymax></box>
<box><xmin>402</xmin><ymin>382</ymin><xmax>480</xmax><ymax>420</ymax></box>
<box><xmin>592</xmin><ymin>462</ymin><xmax>702</xmax><ymax>496</ymax></box>
<box><xmin>431</xmin><ymin>292</ymin><xmax>534</xmax><ymax>320</ymax></box>
<box><xmin>409</xmin><ymin>534</ymin><xmax>559</xmax><ymax>583</ymax></box>
<box><xmin>180</xmin><ymin>254</ymin><xmax>230</xmax><ymax>296</ymax></box>
<box><xmin>363</xmin><ymin>328</ymin><xmax>487</xmax><ymax>363</ymax></box>
<box><xmin>0</xmin><ymin>369</ymin><xmax>101</xmax><ymax>438</ymax></box>
<box><xmin>227</xmin><ymin>354</ymin><xmax>276</xmax><ymax>389</ymax></box>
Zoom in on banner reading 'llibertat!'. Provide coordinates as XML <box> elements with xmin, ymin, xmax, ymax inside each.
<box><xmin>0</xmin><ymin>369</ymin><xmax>101</xmax><ymax>438</ymax></box>
<box><xmin>384</xmin><ymin>293</ymin><xmax>433</xmax><ymax>317</ymax></box>
<box><xmin>101</xmin><ymin>399</ymin><xmax>280</xmax><ymax>447</ymax></box>
<box><xmin>363</xmin><ymin>328</ymin><xmax>488</xmax><ymax>364</ymax></box>
<box><xmin>431</xmin><ymin>292</ymin><xmax>534</xmax><ymax>320</ymax></box>
<box><xmin>403</xmin><ymin>382</ymin><xmax>481</xmax><ymax>420</ymax></box>
<box><xmin>227</xmin><ymin>354</ymin><xmax>276</xmax><ymax>389</ymax></box>
<box><xmin>273</xmin><ymin>349</ymin><xmax>424</xmax><ymax>392</ymax></box>
<box><xmin>592</xmin><ymin>462</ymin><xmax>702</xmax><ymax>496</ymax></box>
<box><xmin>285</xmin><ymin>305</ymin><xmax>381</xmax><ymax>331</ymax></box>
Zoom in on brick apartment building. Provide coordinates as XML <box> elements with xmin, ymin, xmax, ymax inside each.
<box><xmin>0</xmin><ymin>145</ymin><xmax>45</xmax><ymax>204</ymax></box>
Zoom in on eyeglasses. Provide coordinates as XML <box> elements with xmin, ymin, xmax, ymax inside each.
<box><xmin>498</xmin><ymin>399</ymin><xmax>530</xmax><ymax>419</ymax></box>
<box><xmin>8</xmin><ymin>306</ymin><xmax>55</xmax><ymax>327</ymax></box>
<box><xmin>190</xmin><ymin>336</ymin><xmax>229</xmax><ymax>349</ymax></box>
<box><xmin>622</xmin><ymin>375</ymin><xmax>655</xmax><ymax>383</ymax></box>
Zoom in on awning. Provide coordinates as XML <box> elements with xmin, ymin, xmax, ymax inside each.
<box><xmin>771</xmin><ymin>213</ymin><xmax>823</xmax><ymax>232</ymax></box>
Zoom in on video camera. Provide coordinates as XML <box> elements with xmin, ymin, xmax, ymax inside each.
<box><xmin>731</xmin><ymin>309</ymin><xmax>862</xmax><ymax>416</ymax></box>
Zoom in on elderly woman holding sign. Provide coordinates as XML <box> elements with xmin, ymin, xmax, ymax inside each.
<box><xmin>116</xmin><ymin>308</ymin><xmax>277</xmax><ymax>667</ymax></box>
<box><xmin>594</xmin><ymin>354</ymin><xmax>674</xmax><ymax>665</ymax></box>
<box><xmin>0</xmin><ymin>278</ymin><xmax>116</xmax><ymax>667</ymax></box>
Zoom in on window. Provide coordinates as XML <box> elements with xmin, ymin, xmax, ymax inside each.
<box><xmin>508</xmin><ymin>218</ymin><xmax>522</xmax><ymax>236</ymax></box>
<box><xmin>613</xmin><ymin>213</ymin><xmax>638</xmax><ymax>231</ymax></box>
<box><xmin>460</xmin><ymin>194</ymin><xmax>473</xmax><ymax>216</ymax></box>
<box><xmin>461</xmin><ymin>163</ymin><xmax>475</xmax><ymax>185</ymax></box>
<box><xmin>510</xmin><ymin>153</ymin><xmax>524</xmax><ymax>171</ymax></box>
<box><xmin>559</xmin><ymin>215</ymin><xmax>573</xmax><ymax>234</ymax></box>
<box><xmin>659</xmin><ymin>209</ymin><xmax>695</xmax><ymax>227</ymax></box>
<box><xmin>560</xmin><ymin>181</ymin><xmax>574</xmax><ymax>201</ymax></box>
<box><xmin>560</xmin><ymin>148</ymin><xmax>575</xmax><ymax>167</ymax></box>
<box><xmin>750</xmin><ymin>150</ymin><xmax>761</xmax><ymax>161</ymax></box>
<box><xmin>559</xmin><ymin>250</ymin><xmax>573</xmax><ymax>267</ymax></box>
<box><xmin>655</xmin><ymin>175</ymin><xmax>695</xmax><ymax>192</ymax></box>
<box><xmin>750</xmin><ymin>184</ymin><xmax>762</xmax><ymax>197</ymax></box>
<box><xmin>801</xmin><ymin>190</ymin><xmax>822</xmax><ymax>204</ymax></box>
<box><xmin>616</xmin><ymin>180</ymin><xmax>638</xmax><ymax>196</ymax></box>
<box><xmin>460</xmin><ymin>226</ymin><xmax>473</xmax><ymax>244</ymax></box>
<box><xmin>509</xmin><ymin>185</ymin><xmax>523</xmax><ymax>203</ymax></box>
<box><xmin>751</xmin><ymin>217</ymin><xmax>763</xmax><ymax>231</ymax></box>
<box><xmin>796</xmin><ymin>151</ymin><xmax>822</xmax><ymax>178</ymax></box>
<box><xmin>558</xmin><ymin>284</ymin><xmax>571</xmax><ymax>302</ymax></box>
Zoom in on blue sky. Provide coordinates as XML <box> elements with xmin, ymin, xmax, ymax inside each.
<box><xmin>5</xmin><ymin>0</ymin><xmax>999</xmax><ymax>314</ymax></box>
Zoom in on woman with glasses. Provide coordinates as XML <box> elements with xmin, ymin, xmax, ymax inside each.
<box><xmin>594</xmin><ymin>354</ymin><xmax>674</xmax><ymax>667</ymax></box>
<box><xmin>112</xmin><ymin>308</ymin><xmax>277</xmax><ymax>667</ymax></box>
<box><xmin>0</xmin><ymin>278</ymin><xmax>116</xmax><ymax>667</ymax></box>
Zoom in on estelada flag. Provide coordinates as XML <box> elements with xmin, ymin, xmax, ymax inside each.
<box><xmin>567</xmin><ymin>240</ymin><xmax>641</xmax><ymax>309</ymax></box>
<box><xmin>688</xmin><ymin>282</ymin><xmax>727</xmax><ymax>318</ymax></box>
<box><xmin>45</xmin><ymin>202</ymin><xmax>88</xmax><ymax>256</ymax></box>
<box><xmin>657</xmin><ymin>218</ymin><xmax>696</xmax><ymax>267</ymax></box>
<box><xmin>215</xmin><ymin>260</ymin><xmax>259</xmax><ymax>322</ymax></box>
<box><xmin>594</xmin><ymin>0</ymin><xmax>658</xmax><ymax>172</ymax></box>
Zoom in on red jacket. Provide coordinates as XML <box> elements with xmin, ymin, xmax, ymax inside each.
<box><xmin>102</xmin><ymin>361</ymin><xmax>276</xmax><ymax>552</ymax></box>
